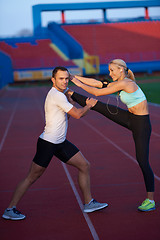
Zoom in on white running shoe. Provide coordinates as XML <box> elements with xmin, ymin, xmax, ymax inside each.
<box><xmin>84</xmin><ymin>199</ymin><xmax>108</xmax><ymax>213</ymax></box>
<box><xmin>2</xmin><ymin>207</ymin><xmax>26</xmax><ymax>220</ymax></box>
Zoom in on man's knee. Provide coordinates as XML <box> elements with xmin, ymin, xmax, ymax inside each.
<box><xmin>27</xmin><ymin>163</ymin><xmax>45</xmax><ymax>184</ymax></box>
<box><xmin>29</xmin><ymin>172</ymin><xmax>42</xmax><ymax>184</ymax></box>
<box><xmin>80</xmin><ymin>160</ymin><xmax>90</xmax><ymax>172</ymax></box>
<box><xmin>67</xmin><ymin>152</ymin><xmax>90</xmax><ymax>172</ymax></box>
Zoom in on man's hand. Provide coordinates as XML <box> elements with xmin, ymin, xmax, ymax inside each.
<box><xmin>86</xmin><ymin>97</ymin><xmax>97</xmax><ymax>107</ymax></box>
<box><xmin>67</xmin><ymin>97</ymin><xmax>97</xmax><ymax>119</ymax></box>
<box><xmin>68</xmin><ymin>95</ymin><xmax>76</xmax><ymax>105</ymax></box>
<box><xmin>64</xmin><ymin>88</ymin><xmax>75</xmax><ymax>106</ymax></box>
<box><xmin>65</xmin><ymin>88</ymin><xmax>74</xmax><ymax>97</ymax></box>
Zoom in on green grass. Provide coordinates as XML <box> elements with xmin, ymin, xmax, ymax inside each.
<box><xmin>138</xmin><ymin>82</ymin><xmax>160</xmax><ymax>104</ymax></box>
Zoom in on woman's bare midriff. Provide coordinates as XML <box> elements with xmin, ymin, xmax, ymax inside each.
<box><xmin>128</xmin><ymin>100</ymin><xmax>149</xmax><ymax>115</ymax></box>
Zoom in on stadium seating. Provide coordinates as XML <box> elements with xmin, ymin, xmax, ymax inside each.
<box><xmin>62</xmin><ymin>21</ymin><xmax>160</xmax><ymax>63</ymax></box>
<box><xmin>0</xmin><ymin>39</ymin><xmax>75</xmax><ymax>69</ymax></box>
<box><xmin>0</xmin><ymin>21</ymin><xmax>159</xmax><ymax>73</ymax></box>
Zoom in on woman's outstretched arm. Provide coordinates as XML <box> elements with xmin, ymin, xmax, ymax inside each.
<box><xmin>72</xmin><ymin>75</ymin><xmax>102</xmax><ymax>88</ymax></box>
<box><xmin>71</xmin><ymin>77</ymin><xmax>124</xmax><ymax>96</ymax></box>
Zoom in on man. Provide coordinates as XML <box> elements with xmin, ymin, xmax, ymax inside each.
<box><xmin>2</xmin><ymin>66</ymin><xmax>108</xmax><ymax>220</ymax></box>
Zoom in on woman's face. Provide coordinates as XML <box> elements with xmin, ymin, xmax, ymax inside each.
<box><xmin>108</xmin><ymin>63</ymin><xmax>122</xmax><ymax>81</ymax></box>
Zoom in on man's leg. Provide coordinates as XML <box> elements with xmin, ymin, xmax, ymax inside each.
<box><xmin>8</xmin><ymin>162</ymin><xmax>46</xmax><ymax>208</ymax></box>
<box><xmin>66</xmin><ymin>151</ymin><xmax>108</xmax><ymax>213</ymax></box>
<box><xmin>67</xmin><ymin>151</ymin><xmax>92</xmax><ymax>204</ymax></box>
<box><xmin>2</xmin><ymin>162</ymin><xmax>46</xmax><ymax>220</ymax></box>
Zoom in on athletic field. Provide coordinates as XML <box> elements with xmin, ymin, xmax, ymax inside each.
<box><xmin>0</xmin><ymin>80</ymin><xmax>160</xmax><ymax>240</ymax></box>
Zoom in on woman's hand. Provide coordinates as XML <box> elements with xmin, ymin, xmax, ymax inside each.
<box><xmin>69</xmin><ymin>74</ymin><xmax>74</xmax><ymax>81</ymax></box>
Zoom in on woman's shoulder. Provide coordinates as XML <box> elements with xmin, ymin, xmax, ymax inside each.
<box><xmin>121</xmin><ymin>78</ymin><xmax>137</xmax><ymax>91</ymax></box>
<box><xmin>117</xmin><ymin>78</ymin><xmax>129</xmax><ymax>87</ymax></box>
<box><xmin>123</xmin><ymin>77</ymin><xmax>137</xmax><ymax>86</ymax></box>
<box><xmin>123</xmin><ymin>77</ymin><xmax>133</xmax><ymax>82</ymax></box>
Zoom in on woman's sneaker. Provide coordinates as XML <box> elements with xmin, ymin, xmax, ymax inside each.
<box><xmin>2</xmin><ymin>207</ymin><xmax>26</xmax><ymax>220</ymax></box>
<box><xmin>84</xmin><ymin>199</ymin><xmax>108</xmax><ymax>213</ymax></box>
<box><xmin>138</xmin><ymin>199</ymin><xmax>155</xmax><ymax>212</ymax></box>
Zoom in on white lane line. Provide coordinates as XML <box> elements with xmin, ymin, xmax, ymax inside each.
<box><xmin>152</xmin><ymin>132</ymin><xmax>160</xmax><ymax>137</ymax></box>
<box><xmin>34</xmin><ymin>88</ymin><xmax>99</xmax><ymax>240</ymax></box>
<box><xmin>0</xmin><ymin>90</ymin><xmax>21</xmax><ymax>153</ymax></box>
<box><xmin>81</xmin><ymin>118</ymin><xmax>160</xmax><ymax>182</ymax></box>
<box><xmin>62</xmin><ymin>163</ymin><xmax>100</xmax><ymax>240</ymax></box>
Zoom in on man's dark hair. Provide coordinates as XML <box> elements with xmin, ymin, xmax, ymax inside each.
<box><xmin>52</xmin><ymin>66</ymin><xmax>69</xmax><ymax>78</ymax></box>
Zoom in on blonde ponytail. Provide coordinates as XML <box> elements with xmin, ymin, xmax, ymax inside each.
<box><xmin>127</xmin><ymin>69</ymin><xmax>136</xmax><ymax>82</ymax></box>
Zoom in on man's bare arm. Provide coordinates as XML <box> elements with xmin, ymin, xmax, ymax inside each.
<box><xmin>67</xmin><ymin>98</ymin><xmax>97</xmax><ymax>119</ymax></box>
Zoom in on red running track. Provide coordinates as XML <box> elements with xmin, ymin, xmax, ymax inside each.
<box><xmin>0</xmin><ymin>85</ymin><xmax>160</xmax><ymax>240</ymax></box>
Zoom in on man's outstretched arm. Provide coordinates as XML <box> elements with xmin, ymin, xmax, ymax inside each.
<box><xmin>67</xmin><ymin>98</ymin><xmax>97</xmax><ymax>119</ymax></box>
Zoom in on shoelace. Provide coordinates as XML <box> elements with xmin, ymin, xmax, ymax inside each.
<box><xmin>142</xmin><ymin>199</ymin><xmax>150</xmax><ymax>205</ymax></box>
<box><xmin>92</xmin><ymin>199</ymin><xmax>97</xmax><ymax>204</ymax></box>
<box><xmin>12</xmin><ymin>208</ymin><xmax>21</xmax><ymax>215</ymax></box>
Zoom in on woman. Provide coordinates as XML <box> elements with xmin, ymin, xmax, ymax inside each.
<box><xmin>67</xmin><ymin>59</ymin><xmax>155</xmax><ymax>212</ymax></box>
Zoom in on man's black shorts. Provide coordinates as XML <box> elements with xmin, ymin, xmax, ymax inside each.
<box><xmin>33</xmin><ymin>137</ymin><xmax>79</xmax><ymax>168</ymax></box>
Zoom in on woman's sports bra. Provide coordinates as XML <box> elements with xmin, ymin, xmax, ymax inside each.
<box><xmin>119</xmin><ymin>86</ymin><xmax>146</xmax><ymax>108</ymax></box>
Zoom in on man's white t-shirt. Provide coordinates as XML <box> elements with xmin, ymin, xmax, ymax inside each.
<box><xmin>40</xmin><ymin>87</ymin><xmax>73</xmax><ymax>144</ymax></box>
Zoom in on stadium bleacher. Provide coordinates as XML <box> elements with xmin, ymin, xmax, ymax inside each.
<box><xmin>62</xmin><ymin>21</ymin><xmax>160</xmax><ymax>63</ymax></box>
<box><xmin>0</xmin><ymin>1</ymin><xmax>160</xmax><ymax>87</ymax></box>
<box><xmin>0</xmin><ymin>39</ymin><xmax>75</xmax><ymax>69</ymax></box>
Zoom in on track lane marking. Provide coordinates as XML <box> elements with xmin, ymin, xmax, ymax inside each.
<box><xmin>62</xmin><ymin>163</ymin><xmax>100</xmax><ymax>240</ymax></box>
<box><xmin>0</xmin><ymin>90</ymin><xmax>21</xmax><ymax>153</ymax></box>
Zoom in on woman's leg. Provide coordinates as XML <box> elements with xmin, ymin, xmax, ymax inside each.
<box><xmin>72</xmin><ymin>92</ymin><xmax>131</xmax><ymax>129</ymax></box>
<box><xmin>131</xmin><ymin>114</ymin><xmax>154</xmax><ymax>196</ymax></box>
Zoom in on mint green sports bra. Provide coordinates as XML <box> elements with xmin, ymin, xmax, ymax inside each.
<box><xmin>119</xmin><ymin>86</ymin><xmax>146</xmax><ymax>108</ymax></box>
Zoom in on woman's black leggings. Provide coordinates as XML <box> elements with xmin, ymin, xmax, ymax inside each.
<box><xmin>72</xmin><ymin>92</ymin><xmax>154</xmax><ymax>192</ymax></box>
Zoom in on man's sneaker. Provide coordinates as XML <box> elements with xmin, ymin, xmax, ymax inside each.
<box><xmin>84</xmin><ymin>199</ymin><xmax>108</xmax><ymax>213</ymax></box>
<box><xmin>2</xmin><ymin>207</ymin><xmax>26</xmax><ymax>220</ymax></box>
<box><xmin>138</xmin><ymin>199</ymin><xmax>155</xmax><ymax>212</ymax></box>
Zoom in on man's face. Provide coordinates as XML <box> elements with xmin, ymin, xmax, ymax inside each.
<box><xmin>52</xmin><ymin>70</ymin><xmax>69</xmax><ymax>92</ymax></box>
